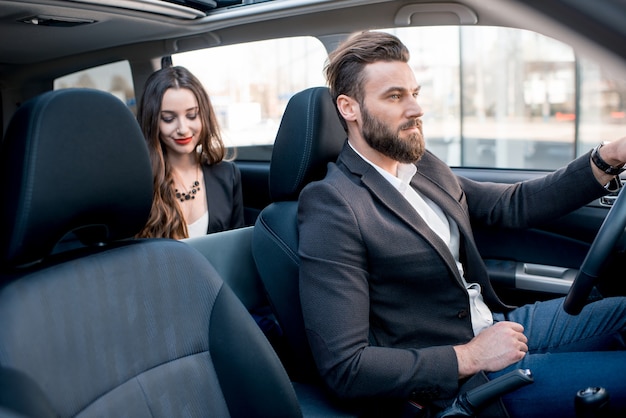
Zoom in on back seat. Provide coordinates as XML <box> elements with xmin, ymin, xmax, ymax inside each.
<box><xmin>184</xmin><ymin>226</ymin><xmax>266</xmax><ymax>312</ymax></box>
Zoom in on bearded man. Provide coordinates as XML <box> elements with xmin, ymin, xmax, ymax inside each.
<box><xmin>297</xmin><ymin>31</ymin><xmax>626</xmax><ymax>417</ymax></box>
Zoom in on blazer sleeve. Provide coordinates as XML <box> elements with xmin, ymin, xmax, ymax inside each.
<box><xmin>298</xmin><ymin>178</ymin><xmax>461</xmax><ymax>402</ymax></box>
<box><xmin>459</xmin><ymin>150</ymin><xmax>608</xmax><ymax>228</ymax></box>
<box><xmin>204</xmin><ymin>161</ymin><xmax>245</xmax><ymax>233</ymax></box>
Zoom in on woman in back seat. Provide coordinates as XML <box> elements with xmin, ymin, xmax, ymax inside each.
<box><xmin>136</xmin><ymin>65</ymin><xmax>244</xmax><ymax>239</ymax></box>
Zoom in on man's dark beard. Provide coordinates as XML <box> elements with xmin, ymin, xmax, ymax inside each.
<box><xmin>361</xmin><ymin>105</ymin><xmax>424</xmax><ymax>164</ymax></box>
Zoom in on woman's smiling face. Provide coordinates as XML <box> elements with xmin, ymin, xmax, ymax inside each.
<box><xmin>158</xmin><ymin>87</ymin><xmax>203</xmax><ymax>156</ymax></box>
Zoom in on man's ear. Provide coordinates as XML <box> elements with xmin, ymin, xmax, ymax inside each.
<box><xmin>336</xmin><ymin>94</ymin><xmax>359</xmax><ymax>123</ymax></box>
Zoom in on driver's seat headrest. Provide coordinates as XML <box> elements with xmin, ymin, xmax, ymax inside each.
<box><xmin>268</xmin><ymin>87</ymin><xmax>346</xmax><ymax>202</ymax></box>
<box><xmin>0</xmin><ymin>88</ymin><xmax>153</xmax><ymax>269</ymax></box>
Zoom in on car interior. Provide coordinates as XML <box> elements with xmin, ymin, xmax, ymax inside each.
<box><xmin>1</xmin><ymin>0</ymin><xmax>626</xmax><ymax>416</ymax></box>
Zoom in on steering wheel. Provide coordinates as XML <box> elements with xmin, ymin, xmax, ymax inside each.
<box><xmin>564</xmin><ymin>184</ymin><xmax>626</xmax><ymax>314</ymax></box>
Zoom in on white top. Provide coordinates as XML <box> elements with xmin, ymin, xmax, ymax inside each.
<box><xmin>349</xmin><ymin>143</ymin><xmax>493</xmax><ymax>335</ymax></box>
<box><xmin>187</xmin><ymin>210</ymin><xmax>209</xmax><ymax>238</ymax></box>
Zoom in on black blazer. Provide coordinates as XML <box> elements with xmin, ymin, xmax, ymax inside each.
<box><xmin>298</xmin><ymin>142</ymin><xmax>607</xmax><ymax>407</ymax></box>
<box><xmin>202</xmin><ymin>161</ymin><xmax>244</xmax><ymax>234</ymax></box>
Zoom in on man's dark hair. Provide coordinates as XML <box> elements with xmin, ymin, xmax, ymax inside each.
<box><xmin>325</xmin><ymin>31</ymin><xmax>410</xmax><ymax>104</ymax></box>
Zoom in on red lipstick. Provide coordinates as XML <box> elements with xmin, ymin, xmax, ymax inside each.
<box><xmin>175</xmin><ymin>137</ymin><xmax>193</xmax><ymax>145</ymax></box>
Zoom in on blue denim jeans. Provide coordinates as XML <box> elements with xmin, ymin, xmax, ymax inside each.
<box><xmin>487</xmin><ymin>296</ymin><xmax>626</xmax><ymax>417</ymax></box>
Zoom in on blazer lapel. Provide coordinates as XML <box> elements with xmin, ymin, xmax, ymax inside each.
<box><xmin>412</xmin><ymin>167</ymin><xmax>473</xmax><ymax>240</ymax></box>
<box><xmin>339</xmin><ymin>145</ymin><xmax>462</xmax><ymax>279</ymax></box>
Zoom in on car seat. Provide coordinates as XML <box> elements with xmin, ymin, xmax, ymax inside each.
<box><xmin>0</xmin><ymin>88</ymin><xmax>301</xmax><ymax>418</ymax></box>
<box><xmin>251</xmin><ymin>87</ymin><xmax>355</xmax><ymax>416</ymax></box>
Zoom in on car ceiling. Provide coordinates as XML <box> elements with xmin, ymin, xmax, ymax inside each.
<box><xmin>1</xmin><ymin>0</ymin><xmax>625</xmax><ymax>84</ymax></box>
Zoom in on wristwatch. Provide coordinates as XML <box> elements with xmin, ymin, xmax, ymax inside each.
<box><xmin>591</xmin><ymin>142</ymin><xmax>626</xmax><ymax>175</ymax></box>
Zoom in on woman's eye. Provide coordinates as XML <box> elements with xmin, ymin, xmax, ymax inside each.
<box><xmin>161</xmin><ymin>117</ymin><xmax>174</xmax><ymax>123</ymax></box>
<box><xmin>187</xmin><ymin>113</ymin><xmax>198</xmax><ymax>120</ymax></box>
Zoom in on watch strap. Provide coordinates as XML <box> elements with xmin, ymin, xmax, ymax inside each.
<box><xmin>591</xmin><ymin>143</ymin><xmax>625</xmax><ymax>175</ymax></box>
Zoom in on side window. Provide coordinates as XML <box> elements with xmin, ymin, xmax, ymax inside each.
<box><xmin>173</xmin><ymin>37</ymin><xmax>327</xmax><ymax>161</ymax></box>
<box><xmin>578</xmin><ymin>58</ymin><xmax>626</xmax><ymax>157</ymax></box>
<box><xmin>386</xmin><ymin>27</ymin><xmax>626</xmax><ymax>170</ymax></box>
<box><xmin>54</xmin><ymin>61</ymin><xmax>136</xmax><ymax>113</ymax></box>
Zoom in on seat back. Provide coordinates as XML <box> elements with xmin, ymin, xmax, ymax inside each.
<box><xmin>252</xmin><ymin>87</ymin><xmax>345</xmax><ymax>383</ymax></box>
<box><xmin>184</xmin><ymin>226</ymin><xmax>267</xmax><ymax>312</ymax></box>
<box><xmin>0</xmin><ymin>89</ymin><xmax>301</xmax><ymax>418</ymax></box>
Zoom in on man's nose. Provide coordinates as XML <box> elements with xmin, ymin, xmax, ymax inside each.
<box><xmin>406</xmin><ymin>103</ymin><xmax>424</xmax><ymax>119</ymax></box>
<box><xmin>406</xmin><ymin>98</ymin><xmax>424</xmax><ymax>118</ymax></box>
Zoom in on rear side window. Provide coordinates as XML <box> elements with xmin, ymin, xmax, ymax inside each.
<box><xmin>173</xmin><ymin>36</ymin><xmax>327</xmax><ymax>161</ymax></box>
<box><xmin>54</xmin><ymin>61</ymin><xmax>136</xmax><ymax>113</ymax></box>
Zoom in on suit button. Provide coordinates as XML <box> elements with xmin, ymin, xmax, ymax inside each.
<box><xmin>457</xmin><ymin>309</ymin><xmax>469</xmax><ymax>319</ymax></box>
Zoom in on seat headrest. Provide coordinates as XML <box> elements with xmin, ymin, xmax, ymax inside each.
<box><xmin>269</xmin><ymin>87</ymin><xmax>345</xmax><ymax>202</ymax></box>
<box><xmin>0</xmin><ymin>89</ymin><xmax>153</xmax><ymax>268</ymax></box>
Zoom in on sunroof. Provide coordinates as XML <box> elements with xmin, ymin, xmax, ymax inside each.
<box><xmin>163</xmin><ymin>0</ymin><xmax>271</xmax><ymax>13</ymax></box>
<box><xmin>163</xmin><ymin>0</ymin><xmax>218</xmax><ymax>12</ymax></box>
<box><xmin>67</xmin><ymin>0</ymin><xmax>270</xmax><ymax>19</ymax></box>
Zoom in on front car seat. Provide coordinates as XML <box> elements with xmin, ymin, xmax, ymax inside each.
<box><xmin>251</xmin><ymin>87</ymin><xmax>352</xmax><ymax>416</ymax></box>
<box><xmin>0</xmin><ymin>88</ymin><xmax>301</xmax><ymax>417</ymax></box>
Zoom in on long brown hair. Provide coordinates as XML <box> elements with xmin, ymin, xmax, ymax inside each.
<box><xmin>136</xmin><ymin>66</ymin><xmax>226</xmax><ymax>239</ymax></box>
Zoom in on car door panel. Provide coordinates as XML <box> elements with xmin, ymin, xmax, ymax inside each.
<box><xmin>238</xmin><ymin>161</ymin><xmax>271</xmax><ymax>226</ymax></box>
<box><xmin>457</xmin><ymin>167</ymin><xmax>625</xmax><ymax>305</ymax></box>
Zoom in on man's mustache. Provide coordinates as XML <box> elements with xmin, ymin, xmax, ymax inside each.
<box><xmin>399</xmin><ymin>118</ymin><xmax>422</xmax><ymax>130</ymax></box>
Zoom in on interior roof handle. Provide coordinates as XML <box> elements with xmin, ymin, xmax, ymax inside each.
<box><xmin>394</xmin><ymin>2</ymin><xmax>479</xmax><ymax>25</ymax></box>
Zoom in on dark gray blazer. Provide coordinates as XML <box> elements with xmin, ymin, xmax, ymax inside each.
<box><xmin>298</xmin><ymin>142</ymin><xmax>607</xmax><ymax>407</ymax></box>
<box><xmin>202</xmin><ymin>160</ymin><xmax>244</xmax><ymax>233</ymax></box>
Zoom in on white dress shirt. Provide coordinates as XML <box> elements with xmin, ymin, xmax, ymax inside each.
<box><xmin>186</xmin><ymin>210</ymin><xmax>209</xmax><ymax>238</ymax></box>
<box><xmin>349</xmin><ymin>142</ymin><xmax>493</xmax><ymax>335</ymax></box>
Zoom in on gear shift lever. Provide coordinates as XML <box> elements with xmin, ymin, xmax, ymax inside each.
<box><xmin>575</xmin><ymin>387</ymin><xmax>610</xmax><ymax>417</ymax></box>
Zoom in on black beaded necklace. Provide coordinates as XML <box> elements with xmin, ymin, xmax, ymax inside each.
<box><xmin>173</xmin><ymin>167</ymin><xmax>201</xmax><ymax>202</ymax></box>
<box><xmin>175</xmin><ymin>180</ymin><xmax>201</xmax><ymax>202</ymax></box>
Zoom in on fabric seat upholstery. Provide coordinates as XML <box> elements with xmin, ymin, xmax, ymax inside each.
<box><xmin>252</xmin><ymin>87</ymin><xmax>357</xmax><ymax>416</ymax></box>
<box><xmin>0</xmin><ymin>88</ymin><xmax>301</xmax><ymax>418</ymax></box>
